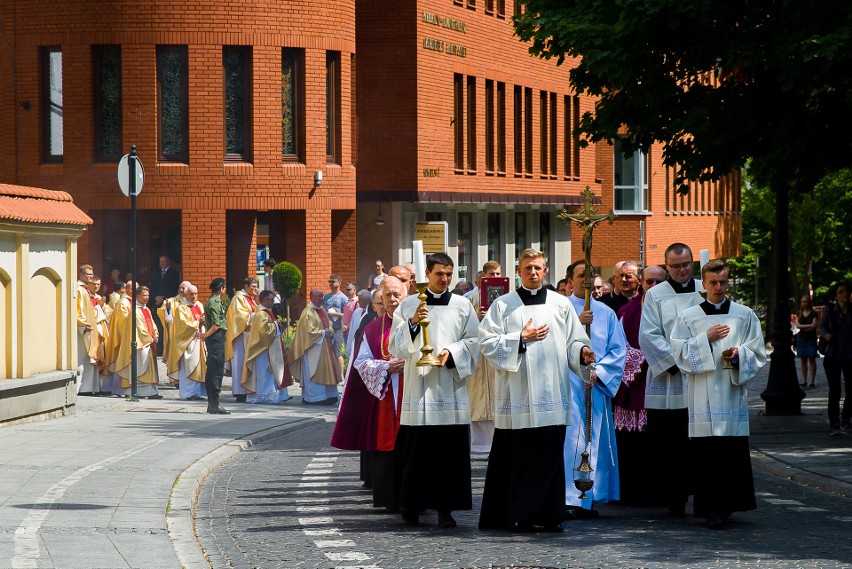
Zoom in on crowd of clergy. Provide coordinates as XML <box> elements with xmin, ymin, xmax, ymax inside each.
<box><xmin>331</xmin><ymin>243</ymin><xmax>766</xmax><ymax>532</ymax></box>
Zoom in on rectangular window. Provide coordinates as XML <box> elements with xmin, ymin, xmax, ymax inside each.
<box><xmin>41</xmin><ymin>46</ymin><xmax>63</xmax><ymax>163</ymax></box>
<box><xmin>454</xmin><ymin>74</ymin><xmax>464</xmax><ymax>171</ymax></box>
<box><xmin>326</xmin><ymin>51</ymin><xmax>341</xmax><ymax>163</ymax></box>
<box><xmin>573</xmin><ymin>95</ymin><xmax>581</xmax><ymax>176</ymax></box>
<box><xmin>539</xmin><ymin>91</ymin><xmax>548</xmax><ymax>175</ymax></box>
<box><xmin>457</xmin><ymin>212</ymin><xmax>473</xmax><ymax>281</ymax></box>
<box><xmin>487</xmin><ymin>212</ymin><xmax>502</xmax><ymax>267</ymax></box>
<box><xmin>485</xmin><ymin>79</ymin><xmax>494</xmax><ymax>171</ymax></box>
<box><xmin>549</xmin><ymin>92</ymin><xmax>557</xmax><ymax>176</ymax></box>
<box><xmin>514</xmin><ymin>1</ymin><xmax>522</xmax><ymax>15</ymax></box>
<box><xmin>467</xmin><ymin>0</ymin><xmax>476</xmax><ymax>9</ymax></box>
<box><xmin>485</xmin><ymin>0</ymin><xmax>494</xmax><ymax>14</ymax></box>
<box><xmin>614</xmin><ymin>138</ymin><xmax>649</xmax><ymax>212</ymax></box>
<box><xmin>524</xmin><ymin>87</ymin><xmax>533</xmax><ymax>174</ymax></box>
<box><xmin>497</xmin><ymin>0</ymin><xmax>506</xmax><ymax>18</ymax></box>
<box><xmin>157</xmin><ymin>45</ymin><xmax>189</xmax><ymax>162</ymax></box>
<box><xmin>496</xmin><ymin>82</ymin><xmax>506</xmax><ymax>172</ymax></box>
<box><xmin>93</xmin><ymin>45</ymin><xmax>121</xmax><ymax>162</ymax></box>
<box><xmin>513</xmin><ymin>85</ymin><xmax>522</xmax><ymax>174</ymax></box>
<box><xmin>467</xmin><ymin>76</ymin><xmax>476</xmax><ymax>171</ymax></box>
<box><xmin>539</xmin><ymin>212</ymin><xmax>551</xmax><ymax>267</ymax></box>
<box><xmin>282</xmin><ymin>48</ymin><xmax>303</xmax><ymax>162</ymax></box>
<box><xmin>223</xmin><ymin>46</ymin><xmax>252</xmax><ymax>162</ymax></box>
<box><xmin>563</xmin><ymin>95</ymin><xmax>572</xmax><ymax>177</ymax></box>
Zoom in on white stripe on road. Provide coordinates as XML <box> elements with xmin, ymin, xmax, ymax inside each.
<box><xmin>297</xmin><ymin>450</ymin><xmax>381</xmax><ymax>569</ymax></box>
<box><xmin>12</xmin><ymin>437</ymin><xmax>167</xmax><ymax>569</ymax></box>
<box><xmin>764</xmin><ymin>498</ymin><xmax>803</xmax><ymax>505</ymax></box>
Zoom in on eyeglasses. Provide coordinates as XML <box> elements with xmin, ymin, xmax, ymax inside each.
<box><xmin>644</xmin><ymin>279</ymin><xmax>663</xmax><ymax>285</ymax></box>
<box><xmin>667</xmin><ymin>262</ymin><xmax>692</xmax><ymax>270</ymax></box>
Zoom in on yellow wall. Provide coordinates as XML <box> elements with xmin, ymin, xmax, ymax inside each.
<box><xmin>0</xmin><ymin>269</ymin><xmax>9</xmax><ymax>379</ymax></box>
<box><xmin>28</xmin><ymin>269</ymin><xmax>62</xmax><ymax>375</ymax></box>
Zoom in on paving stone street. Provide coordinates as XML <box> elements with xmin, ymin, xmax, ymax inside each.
<box><xmin>197</xmin><ymin>419</ymin><xmax>852</xmax><ymax>569</ymax></box>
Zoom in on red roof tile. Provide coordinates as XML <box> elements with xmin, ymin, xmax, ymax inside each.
<box><xmin>0</xmin><ymin>183</ymin><xmax>93</xmax><ymax>226</ymax></box>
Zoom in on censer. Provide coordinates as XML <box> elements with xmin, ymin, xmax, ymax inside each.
<box><xmin>573</xmin><ymin>364</ymin><xmax>596</xmax><ymax>499</ymax></box>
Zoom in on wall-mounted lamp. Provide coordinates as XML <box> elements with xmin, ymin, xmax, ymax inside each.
<box><xmin>314</xmin><ymin>169</ymin><xmax>323</xmax><ymax>187</ymax></box>
<box><xmin>375</xmin><ymin>203</ymin><xmax>385</xmax><ymax>226</ymax></box>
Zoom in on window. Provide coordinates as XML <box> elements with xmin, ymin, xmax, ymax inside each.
<box><xmin>457</xmin><ymin>212</ymin><xmax>473</xmax><ymax>281</ymax></box>
<box><xmin>223</xmin><ymin>46</ymin><xmax>252</xmax><ymax>162</ymax></box>
<box><xmin>549</xmin><ymin>92</ymin><xmax>557</xmax><ymax>176</ymax></box>
<box><xmin>93</xmin><ymin>45</ymin><xmax>121</xmax><ymax>161</ymax></box>
<box><xmin>487</xmin><ymin>212</ymin><xmax>502</xmax><ymax>267</ymax></box>
<box><xmin>564</xmin><ymin>95</ymin><xmax>572</xmax><ymax>177</ymax></box>
<box><xmin>326</xmin><ymin>51</ymin><xmax>341</xmax><ymax>163</ymax></box>
<box><xmin>41</xmin><ymin>47</ymin><xmax>63</xmax><ymax>163</ymax></box>
<box><xmin>485</xmin><ymin>0</ymin><xmax>494</xmax><ymax>14</ymax></box>
<box><xmin>514</xmin><ymin>1</ymin><xmax>522</xmax><ymax>15</ymax></box>
<box><xmin>614</xmin><ymin>138</ymin><xmax>649</xmax><ymax>212</ymax></box>
<box><xmin>282</xmin><ymin>48</ymin><xmax>303</xmax><ymax>162</ymax></box>
<box><xmin>573</xmin><ymin>95</ymin><xmax>581</xmax><ymax>176</ymax></box>
<box><xmin>157</xmin><ymin>45</ymin><xmax>189</xmax><ymax>162</ymax></box>
<box><xmin>497</xmin><ymin>82</ymin><xmax>506</xmax><ymax>172</ymax></box>
<box><xmin>497</xmin><ymin>0</ymin><xmax>506</xmax><ymax>18</ymax></box>
<box><xmin>540</xmin><ymin>91</ymin><xmax>548</xmax><ymax>175</ymax></box>
<box><xmin>454</xmin><ymin>74</ymin><xmax>464</xmax><ymax>171</ymax></box>
<box><xmin>524</xmin><ymin>87</ymin><xmax>533</xmax><ymax>174</ymax></box>
<box><xmin>467</xmin><ymin>0</ymin><xmax>476</xmax><ymax>9</ymax></box>
<box><xmin>467</xmin><ymin>76</ymin><xmax>476</xmax><ymax>171</ymax></box>
<box><xmin>485</xmin><ymin>79</ymin><xmax>494</xmax><ymax>171</ymax></box>
<box><xmin>513</xmin><ymin>85</ymin><xmax>522</xmax><ymax>174</ymax></box>
<box><xmin>539</xmin><ymin>212</ymin><xmax>551</xmax><ymax>268</ymax></box>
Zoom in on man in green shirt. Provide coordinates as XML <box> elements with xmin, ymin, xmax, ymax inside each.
<box><xmin>202</xmin><ymin>278</ymin><xmax>231</xmax><ymax>415</ymax></box>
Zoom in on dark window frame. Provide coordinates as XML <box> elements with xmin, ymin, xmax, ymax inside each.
<box><xmin>156</xmin><ymin>45</ymin><xmax>189</xmax><ymax>163</ymax></box>
<box><xmin>485</xmin><ymin>79</ymin><xmax>494</xmax><ymax>172</ymax></box>
<box><xmin>326</xmin><ymin>51</ymin><xmax>342</xmax><ymax>164</ymax></box>
<box><xmin>223</xmin><ymin>46</ymin><xmax>253</xmax><ymax>163</ymax></box>
<box><xmin>564</xmin><ymin>95</ymin><xmax>572</xmax><ymax>178</ymax></box>
<box><xmin>513</xmin><ymin>85</ymin><xmax>522</xmax><ymax>174</ymax></box>
<box><xmin>467</xmin><ymin>76</ymin><xmax>477</xmax><ymax>171</ymax></box>
<box><xmin>454</xmin><ymin>74</ymin><xmax>464</xmax><ymax>171</ymax></box>
<box><xmin>41</xmin><ymin>46</ymin><xmax>63</xmax><ymax>164</ymax></box>
<box><xmin>524</xmin><ymin>87</ymin><xmax>533</xmax><ymax>175</ymax></box>
<box><xmin>540</xmin><ymin>90</ymin><xmax>548</xmax><ymax>175</ymax></box>
<box><xmin>496</xmin><ymin>82</ymin><xmax>506</xmax><ymax>173</ymax></box>
<box><xmin>281</xmin><ymin>48</ymin><xmax>305</xmax><ymax>163</ymax></box>
<box><xmin>549</xmin><ymin>92</ymin><xmax>557</xmax><ymax>176</ymax></box>
<box><xmin>93</xmin><ymin>45</ymin><xmax>122</xmax><ymax>163</ymax></box>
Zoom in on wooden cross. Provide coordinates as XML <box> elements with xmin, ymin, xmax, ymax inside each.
<box><xmin>557</xmin><ymin>186</ymin><xmax>617</xmax><ymax>316</ymax></box>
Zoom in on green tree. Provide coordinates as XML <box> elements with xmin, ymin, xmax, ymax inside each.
<box><xmin>272</xmin><ymin>261</ymin><xmax>302</xmax><ymax>325</ymax></box>
<box><xmin>514</xmin><ymin>0</ymin><xmax>852</xmax><ymax>412</ymax></box>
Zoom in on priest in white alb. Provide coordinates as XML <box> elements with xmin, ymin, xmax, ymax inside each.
<box><xmin>243</xmin><ymin>290</ymin><xmax>292</xmax><ymax>404</ymax></box>
<box><xmin>158</xmin><ymin>280</ymin><xmax>190</xmax><ymax>387</ymax></box>
<box><xmin>389</xmin><ymin>252</ymin><xmax>479</xmax><ymax>529</ymax></box>
<box><xmin>478</xmin><ymin>249</ymin><xmax>593</xmax><ymax>532</ymax></box>
<box><xmin>103</xmin><ymin>281</ymin><xmax>132</xmax><ymax>396</ymax></box>
<box><xmin>165</xmin><ymin>284</ymin><xmax>207</xmax><ymax>400</ymax></box>
<box><xmin>75</xmin><ymin>264</ymin><xmax>100</xmax><ymax>395</ymax></box>
<box><xmin>289</xmin><ymin>288</ymin><xmax>341</xmax><ymax>405</ymax></box>
<box><xmin>671</xmin><ymin>259</ymin><xmax>766</xmax><ymax>529</ymax></box>
<box><xmin>225</xmin><ymin>278</ymin><xmax>259</xmax><ymax>402</ymax></box>
<box><xmin>563</xmin><ymin>259</ymin><xmax>626</xmax><ymax>519</ymax></box>
<box><xmin>115</xmin><ymin>286</ymin><xmax>161</xmax><ymax>398</ymax></box>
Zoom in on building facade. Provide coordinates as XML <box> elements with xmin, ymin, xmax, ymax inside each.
<box><xmin>355</xmin><ymin>0</ymin><xmax>741</xmax><ymax>287</ymax></box>
<box><xmin>0</xmin><ymin>0</ymin><xmax>357</xmax><ymax>300</ymax></box>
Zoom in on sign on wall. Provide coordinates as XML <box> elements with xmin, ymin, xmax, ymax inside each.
<box><xmin>415</xmin><ymin>221</ymin><xmax>448</xmax><ymax>254</ymax></box>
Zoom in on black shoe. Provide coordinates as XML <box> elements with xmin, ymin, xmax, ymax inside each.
<box><xmin>235</xmin><ymin>394</ymin><xmax>247</xmax><ymax>403</ymax></box>
<box><xmin>573</xmin><ymin>507</ymin><xmax>599</xmax><ymax>519</ymax></box>
<box><xmin>207</xmin><ymin>406</ymin><xmax>231</xmax><ymax>415</ymax></box>
<box><xmin>401</xmin><ymin>510</ymin><xmax>420</xmax><ymax>525</ymax></box>
<box><xmin>187</xmin><ymin>395</ymin><xmax>205</xmax><ymax>401</ymax></box>
<box><xmin>147</xmin><ymin>394</ymin><xmax>163</xmax><ymax>400</ymax></box>
<box><xmin>78</xmin><ymin>392</ymin><xmax>98</xmax><ymax>397</ymax></box>
<box><xmin>437</xmin><ymin>511</ymin><xmax>456</xmax><ymax>528</ymax></box>
<box><xmin>707</xmin><ymin>511</ymin><xmax>725</xmax><ymax>529</ymax></box>
<box><xmin>542</xmin><ymin>523</ymin><xmax>565</xmax><ymax>532</ymax></box>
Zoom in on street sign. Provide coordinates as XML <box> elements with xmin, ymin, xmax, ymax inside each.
<box><xmin>117</xmin><ymin>154</ymin><xmax>145</xmax><ymax>197</ymax></box>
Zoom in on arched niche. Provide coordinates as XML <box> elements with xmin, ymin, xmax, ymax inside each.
<box><xmin>0</xmin><ymin>268</ymin><xmax>10</xmax><ymax>379</ymax></box>
<box><xmin>29</xmin><ymin>267</ymin><xmax>63</xmax><ymax>374</ymax></box>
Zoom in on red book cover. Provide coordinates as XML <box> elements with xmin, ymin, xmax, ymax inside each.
<box><xmin>480</xmin><ymin>276</ymin><xmax>510</xmax><ymax>311</ymax></box>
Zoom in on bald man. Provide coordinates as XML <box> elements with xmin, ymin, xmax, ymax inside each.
<box><xmin>289</xmin><ymin>288</ymin><xmax>342</xmax><ymax>405</ymax></box>
<box><xmin>158</xmin><ymin>280</ymin><xmax>192</xmax><ymax>377</ymax></box>
<box><xmin>388</xmin><ymin>265</ymin><xmax>412</xmax><ymax>293</ymax></box>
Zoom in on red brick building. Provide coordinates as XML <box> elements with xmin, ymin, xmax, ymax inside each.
<box><xmin>0</xmin><ymin>0</ymin><xmax>356</xmax><ymax>300</ymax></box>
<box><xmin>355</xmin><ymin>0</ymin><xmax>741</xmax><ymax>286</ymax></box>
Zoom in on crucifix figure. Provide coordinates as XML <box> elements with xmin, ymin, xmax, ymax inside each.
<box><xmin>557</xmin><ymin>186</ymin><xmax>618</xmax><ymax>317</ymax></box>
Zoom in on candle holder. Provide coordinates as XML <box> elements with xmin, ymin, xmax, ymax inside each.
<box><xmin>413</xmin><ymin>282</ymin><xmax>442</xmax><ymax>367</ymax></box>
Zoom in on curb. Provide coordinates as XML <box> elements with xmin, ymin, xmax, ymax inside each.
<box><xmin>750</xmin><ymin>447</ymin><xmax>852</xmax><ymax>500</ymax></box>
<box><xmin>166</xmin><ymin>416</ymin><xmax>325</xmax><ymax>569</ymax></box>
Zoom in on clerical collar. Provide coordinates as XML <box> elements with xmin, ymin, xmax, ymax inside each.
<box><xmin>667</xmin><ymin>276</ymin><xmax>696</xmax><ymax>293</ymax></box>
<box><xmin>517</xmin><ymin>285</ymin><xmax>547</xmax><ymax>305</ymax></box>
<box><xmin>136</xmin><ymin>302</ymin><xmax>148</xmax><ymax>308</ymax></box>
<box><xmin>700</xmin><ymin>298</ymin><xmax>730</xmax><ymax>315</ymax></box>
<box><xmin>425</xmin><ymin>288</ymin><xmax>452</xmax><ymax>306</ymax></box>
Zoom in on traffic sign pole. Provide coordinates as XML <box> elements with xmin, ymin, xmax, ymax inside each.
<box><xmin>129</xmin><ymin>145</ymin><xmax>139</xmax><ymax>400</ymax></box>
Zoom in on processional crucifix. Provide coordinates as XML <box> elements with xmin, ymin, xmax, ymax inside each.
<box><xmin>556</xmin><ymin>186</ymin><xmax>617</xmax><ymax>498</ymax></box>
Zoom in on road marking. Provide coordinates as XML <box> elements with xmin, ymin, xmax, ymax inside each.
<box><xmin>12</xmin><ymin>437</ymin><xmax>167</xmax><ymax>569</ymax></box>
<box><xmin>764</xmin><ymin>498</ymin><xmax>803</xmax><ymax>505</ymax></box>
<box><xmin>790</xmin><ymin>507</ymin><xmax>828</xmax><ymax>512</ymax></box>
<box><xmin>296</xmin><ymin>450</ymin><xmax>381</xmax><ymax>569</ymax></box>
<box><xmin>830</xmin><ymin>516</ymin><xmax>852</xmax><ymax>522</ymax></box>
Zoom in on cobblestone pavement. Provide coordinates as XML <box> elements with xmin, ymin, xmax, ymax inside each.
<box><xmin>197</xmin><ymin>421</ymin><xmax>852</xmax><ymax>569</ymax></box>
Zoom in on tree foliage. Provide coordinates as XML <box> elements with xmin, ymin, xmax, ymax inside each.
<box><xmin>272</xmin><ymin>261</ymin><xmax>302</xmax><ymax>323</ymax></box>
<box><xmin>514</xmin><ymin>0</ymin><xmax>852</xmax><ymax>192</ymax></box>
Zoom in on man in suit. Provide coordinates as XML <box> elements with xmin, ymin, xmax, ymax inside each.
<box><xmin>150</xmin><ymin>255</ymin><xmax>180</xmax><ymax>356</ymax></box>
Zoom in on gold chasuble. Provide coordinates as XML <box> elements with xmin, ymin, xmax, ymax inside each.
<box><xmin>225</xmin><ymin>292</ymin><xmax>256</xmax><ymax>362</ymax></box>
<box><xmin>289</xmin><ymin>304</ymin><xmax>342</xmax><ymax>386</ymax></box>
<box><xmin>76</xmin><ymin>283</ymin><xmax>100</xmax><ymax>361</ymax></box>
<box><xmin>104</xmin><ymin>295</ymin><xmax>131</xmax><ymax>372</ymax></box>
<box><xmin>243</xmin><ymin>309</ymin><xmax>291</xmax><ymax>393</ymax></box>
<box><xmin>116</xmin><ymin>304</ymin><xmax>159</xmax><ymax>386</ymax></box>
<box><xmin>468</xmin><ymin>294</ymin><xmax>496</xmax><ymax>422</ymax></box>
<box><xmin>165</xmin><ymin>302</ymin><xmax>206</xmax><ymax>383</ymax></box>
